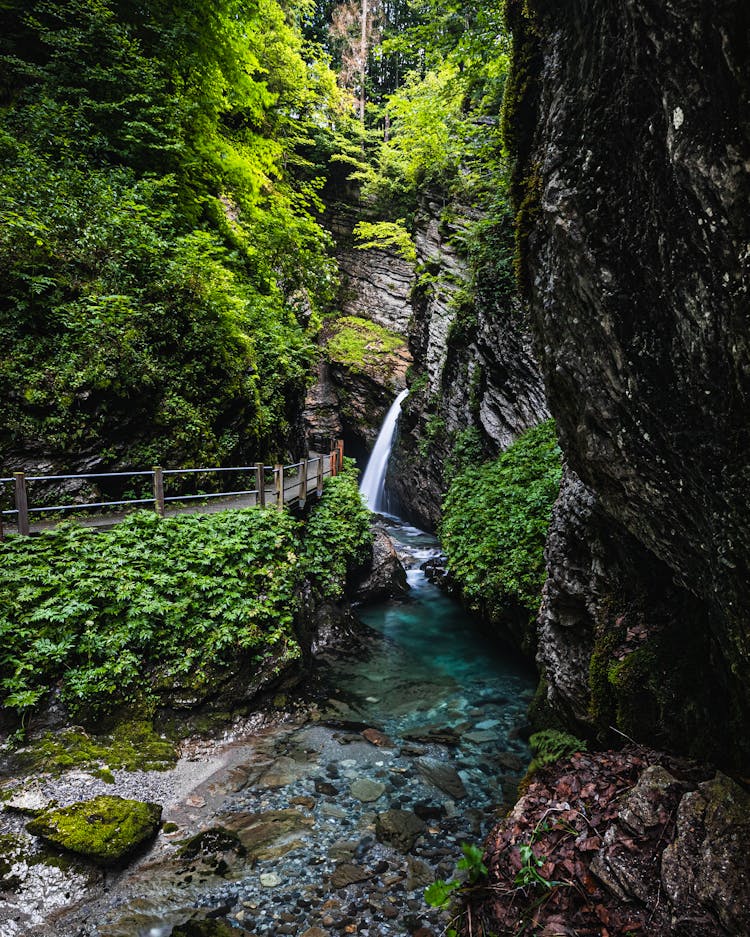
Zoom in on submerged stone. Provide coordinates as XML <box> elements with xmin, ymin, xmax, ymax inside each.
<box><xmin>330</xmin><ymin>861</ymin><xmax>371</xmax><ymax>888</ymax></box>
<box><xmin>222</xmin><ymin>808</ymin><xmax>313</xmax><ymax>860</ymax></box>
<box><xmin>172</xmin><ymin>920</ymin><xmax>242</xmax><ymax>937</ymax></box>
<box><xmin>349</xmin><ymin>778</ymin><xmax>386</xmax><ymax>803</ymax></box>
<box><xmin>416</xmin><ymin>758</ymin><xmax>467</xmax><ymax>800</ymax></box>
<box><xmin>375</xmin><ymin>809</ymin><xmax>426</xmax><ymax>853</ymax></box>
<box><xmin>26</xmin><ymin>795</ymin><xmax>162</xmax><ymax>866</ymax></box>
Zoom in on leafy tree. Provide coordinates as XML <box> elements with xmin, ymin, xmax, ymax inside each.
<box><xmin>0</xmin><ymin>0</ymin><xmax>346</xmax><ymax>470</ymax></box>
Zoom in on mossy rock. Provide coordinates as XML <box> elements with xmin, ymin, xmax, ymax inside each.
<box><xmin>26</xmin><ymin>795</ymin><xmax>162</xmax><ymax>866</ymax></box>
<box><xmin>171</xmin><ymin>920</ymin><xmax>241</xmax><ymax>937</ymax></box>
<box><xmin>17</xmin><ymin>722</ymin><xmax>177</xmax><ymax>776</ymax></box>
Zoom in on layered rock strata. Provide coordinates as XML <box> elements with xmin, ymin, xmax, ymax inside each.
<box><xmin>391</xmin><ymin>196</ymin><xmax>548</xmax><ymax>530</ymax></box>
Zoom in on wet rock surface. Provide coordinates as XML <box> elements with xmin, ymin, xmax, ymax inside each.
<box><xmin>468</xmin><ymin>747</ymin><xmax>750</xmax><ymax>937</ymax></box>
<box><xmin>349</xmin><ymin>527</ymin><xmax>409</xmax><ymax>604</ymax></box>
<box><xmin>390</xmin><ymin>194</ymin><xmax>548</xmax><ymax>532</ymax></box>
<box><xmin>510</xmin><ymin>0</ymin><xmax>750</xmax><ymax>770</ymax></box>
<box><xmin>0</xmin><ymin>520</ymin><xmax>534</xmax><ymax>937</ymax></box>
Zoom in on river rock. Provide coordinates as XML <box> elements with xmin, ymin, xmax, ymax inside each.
<box><xmin>259</xmin><ymin>872</ymin><xmax>281</xmax><ymax>888</ymax></box>
<box><xmin>222</xmin><ymin>808</ymin><xmax>313</xmax><ymax>860</ymax></box>
<box><xmin>361</xmin><ymin>727</ymin><xmax>395</xmax><ymax>748</ymax></box>
<box><xmin>375</xmin><ymin>809</ymin><xmax>426</xmax><ymax>853</ymax></box>
<box><xmin>416</xmin><ymin>758</ymin><xmax>467</xmax><ymax>800</ymax></box>
<box><xmin>5</xmin><ymin>785</ymin><xmax>55</xmax><ymax>816</ymax></box>
<box><xmin>257</xmin><ymin>755</ymin><xmax>317</xmax><ymax>789</ymax></box>
<box><xmin>349</xmin><ymin>528</ymin><xmax>409</xmax><ymax>603</ymax></box>
<box><xmin>349</xmin><ymin>778</ymin><xmax>386</xmax><ymax>803</ymax></box>
<box><xmin>171</xmin><ymin>920</ymin><xmax>244</xmax><ymax>937</ymax></box>
<box><xmin>330</xmin><ymin>862</ymin><xmax>372</xmax><ymax>888</ymax></box>
<box><xmin>406</xmin><ymin>856</ymin><xmax>434</xmax><ymax>889</ymax></box>
<box><xmin>26</xmin><ymin>795</ymin><xmax>161</xmax><ymax>866</ymax></box>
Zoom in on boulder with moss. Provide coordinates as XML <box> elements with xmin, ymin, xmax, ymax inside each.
<box><xmin>26</xmin><ymin>795</ymin><xmax>162</xmax><ymax>866</ymax></box>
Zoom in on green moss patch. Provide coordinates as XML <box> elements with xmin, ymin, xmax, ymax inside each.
<box><xmin>325</xmin><ymin>316</ymin><xmax>406</xmax><ymax>375</ymax></box>
<box><xmin>26</xmin><ymin>795</ymin><xmax>162</xmax><ymax>866</ymax></box>
<box><xmin>16</xmin><ymin>723</ymin><xmax>177</xmax><ymax>776</ymax></box>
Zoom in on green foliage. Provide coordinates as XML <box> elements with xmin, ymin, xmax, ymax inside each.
<box><xmin>303</xmin><ymin>459</ymin><xmax>373</xmax><ymax>599</ymax></box>
<box><xmin>514</xmin><ymin>818</ymin><xmax>565</xmax><ymax>891</ymax></box>
<box><xmin>325</xmin><ymin>316</ymin><xmax>407</xmax><ymax>375</ymax></box>
<box><xmin>457</xmin><ymin>842</ymin><xmax>488</xmax><ymax>884</ymax></box>
<box><xmin>0</xmin><ymin>509</ymin><xmax>303</xmax><ymax>720</ymax></box>
<box><xmin>353</xmin><ymin>219</ymin><xmax>416</xmax><ymax>262</ymax></box>
<box><xmin>424</xmin><ymin>841</ymin><xmax>488</xmax><ymax>936</ymax></box>
<box><xmin>528</xmin><ymin>729</ymin><xmax>587</xmax><ymax>773</ymax></box>
<box><xmin>441</xmin><ymin>420</ymin><xmax>562</xmax><ymax>625</ymax></box>
<box><xmin>444</xmin><ymin>426</ymin><xmax>485</xmax><ymax>483</ymax></box>
<box><xmin>424</xmin><ymin>877</ymin><xmax>461</xmax><ymax>909</ymax></box>
<box><xmin>0</xmin><ymin>0</ymin><xmax>345</xmax><ymax>467</ymax></box>
<box><xmin>418</xmin><ymin>411</ymin><xmax>447</xmax><ymax>458</ymax></box>
<box><xmin>356</xmin><ymin>3</ymin><xmax>512</xmax><ymax>212</ymax></box>
<box><xmin>0</xmin><ymin>462</ymin><xmax>373</xmax><ymax>723</ymax></box>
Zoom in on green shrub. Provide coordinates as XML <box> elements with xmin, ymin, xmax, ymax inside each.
<box><xmin>0</xmin><ymin>463</ymin><xmax>373</xmax><ymax>725</ymax></box>
<box><xmin>441</xmin><ymin>420</ymin><xmax>562</xmax><ymax>625</ymax></box>
<box><xmin>0</xmin><ymin>509</ymin><xmax>303</xmax><ymax>720</ymax></box>
<box><xmin>303</xmin><ymin>460</ymin><xmax>373</xmax><ymax>600</ymax></box>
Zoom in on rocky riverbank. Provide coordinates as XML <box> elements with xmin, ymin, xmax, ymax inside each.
<box><xmin>0</xmin><ymin>521</ymin><xmax>535</xmax><ymax>937</ymax></box>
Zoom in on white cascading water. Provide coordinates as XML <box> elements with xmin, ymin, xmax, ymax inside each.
<box><xmin>359</xmin><ymin>388</ymin><xmax>409</xmax><ymax>513</ymax></box>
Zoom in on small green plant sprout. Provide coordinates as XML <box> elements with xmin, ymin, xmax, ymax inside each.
<box><xmin>514</xmin><ymin>817</ymin><xmax>565</xmax><ymax>891</ymax></box>
<box><xmin>424</xmin><ymin>841</ymin><xmax>488</xmax><ymax>910</ymax></box>
<box><xmin>424</xmin><ymin>877</ymin><xmax>461</xmax><ymax>910</ymax></box>
<box><xmin>457</xmin><ymin>842</ymin><xmax>488</xmax><ymax>884</ymax></box>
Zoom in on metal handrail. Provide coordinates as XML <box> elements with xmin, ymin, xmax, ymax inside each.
<box><xmin>0</xmin><ymin>445</ymin><xmax>343</xmax><ymax>537</ymax></box>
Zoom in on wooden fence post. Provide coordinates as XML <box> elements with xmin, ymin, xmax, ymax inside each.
<box><xmin>317</xmin><ymin>456</ymin><xmax>324</xmax><ymax>496</ymax></box>
<box><xmin>299</xmin><ymin>458</ymin><xmax>307</xmax><ymax>507</ymax></box>
<box><xmin>337</xmin><ymin>439</ymin><xmax>344</xmax><ymax>473</ymax></box>
<box><xmin>275</xmin><ymin>464</ymin><xmax>283</xmax><ymax>508</ymax></box>
<box><xmin>14</xmin><ymin>472</ymin><xmax>29</xmax><ymax>535</ymax></box>
<box><xmin>152</xmin><ymin>466</ymin><xmax>165</xmax><ymax>517</ymax></box>
<box><xmin>256</xmin><ymin>463</ymin><xmax>266</xmax><ymax>508</ymax></box>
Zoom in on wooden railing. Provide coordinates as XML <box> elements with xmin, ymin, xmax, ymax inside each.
<box><xmin>0</xmin><ymin>440</ymin><xmax>345</xmax><ymax>539</ymax></box>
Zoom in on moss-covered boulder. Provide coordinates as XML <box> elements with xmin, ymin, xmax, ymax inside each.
<box><xmin>26</xmin><ymin>795</ymin><xmax>162</xmax><ymax>866</ymax></box>
<box><xmin>171</xmin><ymin>920</ymin><xmax>244</xmax><ymax>937</ymax></box>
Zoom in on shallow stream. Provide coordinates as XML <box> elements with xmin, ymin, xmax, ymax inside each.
<box><xmin>2</xmin><ymin>520</ymin><xmax>535</xmax><ymax>937</ymax></box>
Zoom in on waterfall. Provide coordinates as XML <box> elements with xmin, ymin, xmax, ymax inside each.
<box><xmin>359</xmin><ymin>388</ymin><xmax>409</xmax><ymax>513</ymax></box>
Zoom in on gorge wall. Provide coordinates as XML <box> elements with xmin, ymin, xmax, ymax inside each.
<box><xmin>304</xmin><ymin>204</ymin><xmax>412</xmax><ymax>465</ymax></box>
<box><xmin>389</xmin><ymin>195</ymin><xmax>549</xmax><ymax>530</ymax></box>
<box><xmin>507</xmin><ymin>0</ymin><xmax>750</xmax><ymax>770</ymax></box>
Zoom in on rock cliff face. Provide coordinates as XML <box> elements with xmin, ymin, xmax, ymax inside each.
<box><xmin>390</xmin><ymin>196</ymin><xmax>549</xmax><ymax>530</ymax></box>
<box><xmin>507</xmin><ymin>0</ymin><xmax>750</xmax><ymax>769</ymax></box>
<box><xmin>304</xmin><ymin>207</ymin><xmax>412</xmax><ymax>465</ymax></box>
<box><xmin>326</xmin><ymin>207</ymin><xmax>415</xmax><ymax>334</ymax></box>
